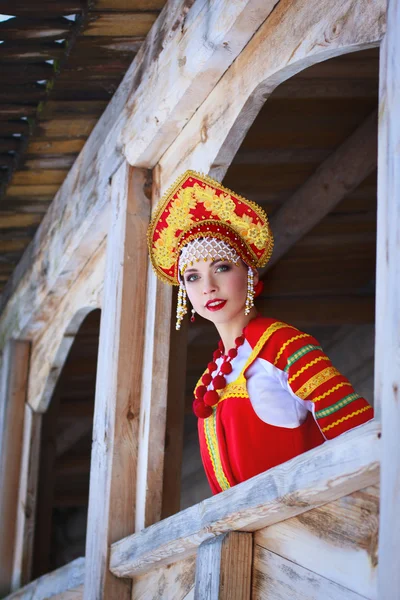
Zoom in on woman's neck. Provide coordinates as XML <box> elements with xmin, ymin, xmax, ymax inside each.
<box><xmin>214</xmin><ymin>307</ymin><xmax>258</xmax><ymax>353</ymax></box>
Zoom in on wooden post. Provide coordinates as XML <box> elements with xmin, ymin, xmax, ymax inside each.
<box><xmin>11</xmin><ymin>404</ymin><xmax>42</xmax><ymax>591</ymax></box>
<box><xmin>194</xmin><ymin>532</ymin><xmax>252</xmax><ymax>600</ymax></box>
<box><xmin>0</xmin><ymin>340</ymin><xmax>31</xmax><ymax>596</ymax></box>
<box><xmin>376</xmin><ymin>1</ymin><xmax>400</xmax><ymax>598</ymax></box>
<box><xmin>83</xmin><ymin>164</ymin><xmax>150</xmax><ymax>600</ymax></box>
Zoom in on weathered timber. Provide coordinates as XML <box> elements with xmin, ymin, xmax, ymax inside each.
<box><xmin>83</xmin><ymin>13</ymin><xmax>159</xmax><ymax>36</ymax></box>
<box><xmin>0</xmin><ymin>44</ymin><xmax>65</xmax><ymax>63</ymax></box>
<box><xmin>110</xmin><ymin>421</ymin><xmax>379</xmax><ymax>578</ymax></box>
<box><xmin>0</xmin><ymin>0</ymin><xmax>273</xmax><ymax>347</ymax></box>
<box><xmin>0</xmin><ymin>341</ymin><xmax>31</xmax><ymax>596</ymax></box>
<box><xmin>376</xmin><ymin>2</ymin><xmax>400</xmax><ymax>598</ymax></box>
<box><xmin>194</xmin><ymin>532</ymin><xmax>252</xmax><ymax>600</ymax></box>
<box><xmin>159</xmin><ymin>0</ymin><xmax>385</xmax><ymax>188</ymax></box>
<box><xmin>83</xmin><ymin>166</ymin><xmax>150</xmax><ymax>600</ymax></box>
<box><xmin>11</xmin><ymin>405</ymin><xmax>42</xmax><ymax>590</ymax></box>
<box><xmin>255</xmin><ymin>485</ymin><xmax>379</xmax><ymax>599</ymax></box>
<box><xmin>93</xmin><ymin>0</ymin><xmax>166</xmax><ymax>9</ymax></box>
<box><xmin>265</xmin><ymin>111</ymin><xmax>377</xmax><ymax>270</ymax></box>
<box><xmin>252</xmin><ymin>546</ymin><xmax>369</xmax><ymax>600</ymax></box>
<box><xmin>135</xmin><ymin>167</ymin><xmax>172</xmax><ymax>530</ymax></box>
<box><xmin>4</xmin><ymin>558</ymin><xmax>84</xmax><ymax>600</ymax></box>
<box><xmin>2</xmin><ymin>1</ymin><xmax>85</xmax><ymax>15</ymax></box>
<box><xmin>131</xmin><ymin>556</ymin><xmax>196</xmax><ymax>600</ymax></box>
<box><xmin>0</xmin><ymin>18</ymin><xmax>74</xmax><ymax>41</ymax></box>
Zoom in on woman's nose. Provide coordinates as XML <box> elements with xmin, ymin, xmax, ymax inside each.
<box><xmin>203</xmin><ymin>275</ymin><xmax>216</xmax><ymax>295</ymax></box>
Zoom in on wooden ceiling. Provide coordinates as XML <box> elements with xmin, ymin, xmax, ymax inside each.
<box><xmin>0</xmin><ymin>0</ymin><xmax>166</xmax><ymax>292</ymax></box>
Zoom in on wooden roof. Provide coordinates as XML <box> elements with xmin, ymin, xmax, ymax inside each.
<box><xmin>0</xmin><ymin>0</ymin><xmax>166</xmax><ymax>292</ymax></box>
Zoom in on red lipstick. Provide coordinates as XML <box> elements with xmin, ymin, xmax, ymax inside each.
<box><xmin>205</xmin><ymin>299</ymin><xmax>227</xmax><ymax>312</ymax></box>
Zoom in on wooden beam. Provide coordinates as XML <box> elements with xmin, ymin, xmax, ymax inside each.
<box><xmin>3</xmin><ymin>558</ymin><xmax>84</xmax><ymax>600</ymax></box>
<box><xmin>252</xmin><ymin>546</ymin><xmax>368</xmax><ymax>600</ymax></box>
<box><xmin>264</xmin><ymin>111</ymin><xmax>377</xmax><ymax>270</ymax></box>
<box><xmin>83</xmin><ymin>165</ymin><xmax>149</xmax><ymax>600</ymax></box>
<box><xmin>0</xmin><ymin>341</ymin><xmax>31</xmax><ymax>596</ymax></box>
<box><xmin>194</xmin><ymin>532</ymin><xmax>252</xmax><ymax>600</ymax></box>
<box><xmin>0</xmin><ymin>0</ymin><xmax>280</xmax><ymax>349</ymax></box>
<box><xmin>11</xmin><ymin>405</ymin><xmax>42</xmax><ymax>591</ymax></box>
<box><xmin>159</xmin><ymin>0</ymin><xmax>385</xmax><ymax>188</ymax></box>
<box><xmin>376</xmin><ymin>2</ymin><xmax>400</xmax><ymax>598</ymax></box>
<box><xmin>110</xmin><ymin>420</ymin><xmax>380</xmax><ymax>578</ymax></box>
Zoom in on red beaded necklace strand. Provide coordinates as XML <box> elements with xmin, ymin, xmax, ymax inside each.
<box><xmin>193</xmin><ymin>335</ymin><xmax>245</xmax><ymax>418</ymax></box>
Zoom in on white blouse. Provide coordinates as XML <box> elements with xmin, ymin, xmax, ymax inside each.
<box><xmin>213</xmin><ymin>339</ymin><xmax>321</xmax><ymax>434</ymax></box>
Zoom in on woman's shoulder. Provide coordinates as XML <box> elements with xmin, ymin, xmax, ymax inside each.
<box><xmin>244</xmin><ymin>315</ymin><xmax>300</xmax><ymax>347</ymax></box>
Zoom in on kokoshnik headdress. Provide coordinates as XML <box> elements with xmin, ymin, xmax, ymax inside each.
<box><xmin>147</xmin><ymin>170</ymin><xmax>274</xmax><ymax>329</ymax></box>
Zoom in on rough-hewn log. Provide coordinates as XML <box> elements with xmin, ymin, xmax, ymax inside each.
<box><xmin>4</xmin><ymin>558</ymin><xmax>84</xmax><ymax>600</ymax></box>
<box><xmin>376</xmin><ymin>2</ymin><xmax>400</xmax><ymax>598</ymax></box>
<box><xmin>159</xmin><ymin>0</ymin><xmax>385</xmax><ymax>189</ymax></box>
<box><xmin>131</xmin><ymin>555</ymin><xmax>196</xmax><ymax>600</ymax></box>
<box><xmin>194</xmin><ymin>532</ymin><xmax>252</xmax><ymax>600</ymax></box>
<box><xmin>265</xmin><ymin>110</ymin><xmax>377</xmax><ymax>270</ymax></box>
<box><xmin>110</xmin><ymin>421</ymin><xmax>379</xmax><ymax>578</ymax></box>
<box><xmin>83</xmin><ymin>166</ymin><xmax>149</xmax><ymax>600</ymax></box>
<box><xmin>0</xmin><ymin>341</ymin><xmax>31</xmax><ymax>596</ymax></box>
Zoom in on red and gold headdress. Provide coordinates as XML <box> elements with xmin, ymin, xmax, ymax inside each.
<box><xmin>147</xmin><ymin>171</ymin><xmax>273</xmax><ymax>285</ymax></box>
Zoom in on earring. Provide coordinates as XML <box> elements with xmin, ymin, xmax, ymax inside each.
<box><xmin>176</xmin><ymin>282</ymin><xmax>187</xmax><ymax>330</ymax></box>
<box><xmin>244</xmin><ymin>267</ymin><xmax>255</xmax><ymax>315</ymax></box>
<box><xmin>191</xmin><ymin>308</ymin><xmax>196</xmax><ymax>323</ymax></box>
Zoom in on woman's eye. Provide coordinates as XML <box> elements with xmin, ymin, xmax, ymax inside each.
<box><xmin>216</xmin><ymin>264</ymin><xmax>230</xmax><ymax>273</ymax></box>
<box><xmin>186</xmin><ymin>273</ymin><xmax>199</xmax><ymax>283</ymax></box>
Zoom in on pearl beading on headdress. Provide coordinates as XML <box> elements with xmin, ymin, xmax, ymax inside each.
<box><xmin>245</xmin><ymin>267</ymin><xmax>255</xmax><ymax>315</ymax></box>
<box><xmin>178</xmin><ymin>238</ymin><xmax>241</xmax><ymax>275</ymax></box>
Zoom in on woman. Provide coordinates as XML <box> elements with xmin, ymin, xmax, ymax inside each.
<box><xmin>148</xmin><ymin>170</ymin><xmax>373</xmax><ymax>494</ymax></box>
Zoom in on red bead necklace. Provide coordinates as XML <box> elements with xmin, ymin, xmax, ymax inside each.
<box><xmin>193</xmin><ymin>335</ymin><xmax>245</xmax><ymax>418</ymax></box>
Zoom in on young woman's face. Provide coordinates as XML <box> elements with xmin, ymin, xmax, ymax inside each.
<box><xmin>183</xmin><ymin>257</ymin><xmax>259</xmax><ymax>326</ymax></box>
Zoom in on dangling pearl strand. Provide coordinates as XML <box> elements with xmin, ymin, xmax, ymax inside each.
<box><xmin>245</xmin><ymin>267</ymin><xmax>255</xmax><ymax>316</ymax></box>
<box><xmin>193</xmin><ymin>335</ymin><xmax>245</xmax><ymax>418</ymax></box>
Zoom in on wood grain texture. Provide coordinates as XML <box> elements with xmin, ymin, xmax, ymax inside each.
<box><xmin>255</xmin><ymin>485</ymin><xmax>379</xmax><ymax>599</ymax></box>
<box><xmin>11</xmin><ymin>405</ymin><xmax>42</xmax><ymax>590</ymax></box>
<box><xmin>4</xmin><ymin>558</ymin><xmax>84</xmax><ymax>600</ymax></box>
<box><xmin>194</xmin><ymin>532</ymin><xmax>252</xmax><ymax>600</ymax></box>
<box><xmin>0</xmin><ymin>341</ymin><xmax>31</xmax><ymax>596</ymax></box>
<box><xmin>159</xmin><ymin>0</ymin><xmax>385</xmax><ymax>188</ymax></box>
<box><xmin>252</xmin><ymin>546</ymin><xmax>369</xmax><ymax>600</ymax></box>
<box><xmin>135</xmin><ymin>170</ymin><xmax>173</xmax><ymax>530</ymax></box>
<box><xmin>0</xmin><ymin>0</ymin><xmax>278</xmax><ymax>353</ymax></box>
<box><xmin>110</xmin><ymin>421</ymin><xmax>379</xmax><ymax>578</ymax></box>
<box><xmin>83</xmin><ymin>165</ymin><xmax>150</xmax><ymax>600</ymax></box>
<box><xmin>131</xmin><ymin>556</ymin><xmax>196</xmax><ymax>600</ymax></box>
<box><xmin>27</xmin><ymin>238</ymin><xmax>105</xmax><ymax>413</ymax></box>
<box><xmin>375</xmin><ymin>1</ymin><xmax>400</xmax><ymax>598</ymax></box>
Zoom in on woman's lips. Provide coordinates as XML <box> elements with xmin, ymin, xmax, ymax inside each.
<box><xmin>205</xmin><ymin>299</ymin><xmax>227</xmax><ymax>312</ymax></box>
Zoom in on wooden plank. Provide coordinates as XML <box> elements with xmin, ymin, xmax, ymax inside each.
<box><xmin>110</xmin><ymin>421</ymin><xmax>379</xmax><ymax>578</ymax></box>
<box><xmin>0</xmin><ymin>0</ymin><xmax>277</xmax><ymax>349</ymax></box>
<box><xmin>375</xmin><ymin>1</ymin><xmax>400</xmax><ymax>598</ymax></box>
<box><xmin>254</xmin><ymin>485</ymin><xmax>379</xmax><ymax>599</ymax></box>
<box><xmin>83</xmin><ymin>166</ymin><xmax>149</xmax><ymax>600</ymax></box>
<box><xmin>161</xmin><ymin>300</ymin><xmax>188</xmax><ymax>519</ymax></box>
<box><xmin>194</xmin><ymin>532</ymin><xmax>252</xmax><ymax>600</ymax></box>
<box><xmin>252</xmin><ymin>546</ymin><xmax>369</xmax><ymax>600</ymax></box>
<box><xmin>10</xmin><ymin>171</ymin><xmax>69</xmax><ymax>186</ymax></box>
<box><xmin>131</xmin><ymin>556</ymin><xmax>196</xmax><ymax>600</ymax></box>
<box><xmin>93</xmin><ymin>0</ymin><xmax>165</xmax><ymax>10</ymax></box>
<box><xmin>265</xmin><ymin>111</ymin><xmax>377</xmax><ymax>270</ymax></box>
<box><xmin>4</xmin><ymin>558</ymin><xmax>84</xmax><ymax>600</ymax></box>
<box><xmin>159</xmin><ymin>0</ymin><xmax>385</xmax><ymax>188</ymax></box>
<box><xmin>26</xmin><ymin>140</ymin><xmax>86</xmax><ymax>155</ymax></box>
<box><xmin>0</xmin><ymin>341</ymin><xmax>31</xmax><ymax>596</ymax></box>
<box><xmin>83</xmin><ymin>13</ymin><xmax>159</xmax><ymax>37</ymax></box>
<box><xmin>0</xmin><ymin>18</ymin><xmax>73</xmax><ymax>41</ymax></box>
<box><xmin>11</xmin><ymin>405</ymin><xmax>42</xmax><ymax>590</ymax></box>
<box><xmin>2</xmin><ymin>1</ymin><xmax>85</xmax><ymax>15</ymax></box>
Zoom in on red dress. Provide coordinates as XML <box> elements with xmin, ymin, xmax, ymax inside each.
<box><xmin>197</xmin><ymin>316</ymin><xmax>374</xmax><ymax>494</ymax></box>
